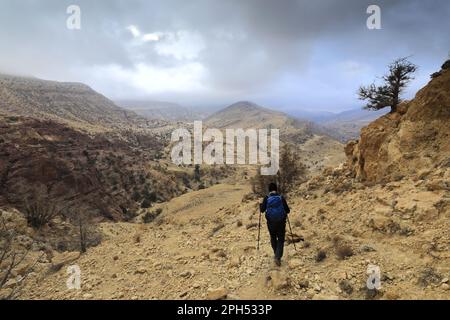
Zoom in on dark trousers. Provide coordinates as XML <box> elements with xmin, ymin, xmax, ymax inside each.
<box><xmin>267</xmin><ymin>219</ymin><xmax>286</xmax><ymax>260</ymax></box>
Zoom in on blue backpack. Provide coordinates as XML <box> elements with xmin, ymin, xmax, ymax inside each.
<box><xmin>266</xmin><ymin>195</ymin><xmax>286</xmax><ymax>221</ymax></box>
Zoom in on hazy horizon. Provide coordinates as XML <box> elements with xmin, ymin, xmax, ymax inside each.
<box><xmin>1</xmin><ymin>0</ymin><xmax>449</xmax><ymax>113</ymax></box>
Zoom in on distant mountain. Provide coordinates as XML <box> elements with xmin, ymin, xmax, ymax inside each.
<box><xmin>205</xmin><ymin>101</ymin><xmax>346</xmax><ymax>172</ymax></box>
<box><xmin>206</xmin><ymin>101</ymin><xmax>314</xmax><ymax>131</ymax></box>
<box><xmin>286</xmin><ymin>109</ymin><xmax>337</xmax><ymax>123</ymax></box>
<box><xmin>0</xmin><ymin>74</ymin><xmax>156</xmax><ymax>131</ymax></box>
<box><xmin>116</xmin><ymin>100</ymin><xmax>215</xmax><ymax>122</ymax></box>
<box><xmin>319</xmin><ymin>108</ymin><xmax>389</xmax><ymax>142</ymax></box>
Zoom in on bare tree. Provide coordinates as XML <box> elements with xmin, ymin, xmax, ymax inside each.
<box><xmin>0</xmin><ymin>215</ymin><xmax>41</xmax><ymax>300</ymax></box>
<box><xmin>359</xmin><ymin>57</ymin><xmax>417</xmax><ymax>113</ymax></box>
<box><xmin>65</xmin><ymin>205</ymin><xmax>101</xmax><ymax>254</ymax></box>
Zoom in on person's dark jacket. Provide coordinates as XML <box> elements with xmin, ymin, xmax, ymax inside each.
<box><xmin>260</xmin><ymin>192</ymin><xmax>290</xmax><ymax>215</ymax></box>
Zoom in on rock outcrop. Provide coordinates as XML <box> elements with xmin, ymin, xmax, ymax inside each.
<box><xmin>346</xmin><ymin>65</ymin><xmax>450</xmax><ymax>182</ymax></box>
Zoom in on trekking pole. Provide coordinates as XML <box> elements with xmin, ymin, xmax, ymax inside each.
<box><xmin>257</xmin><ymin>210</ymin><xmax>262</xmax><ymax>250</ymax></box>
<box><xmin>286</xmin><ymin>215</ymin><xmax>297</xmax><ymax>252</ymax></box>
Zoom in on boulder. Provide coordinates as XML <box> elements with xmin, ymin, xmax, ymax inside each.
<box><xmin>267</xmin><ymin>271</ymin><xmax>290</xmax><ymax>290</ymax></box>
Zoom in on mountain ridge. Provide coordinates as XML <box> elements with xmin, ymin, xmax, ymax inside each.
<box><xmin>0</xmin><ymin>74</ymin><xmax>161</xmax><ymax>132</ymax></box>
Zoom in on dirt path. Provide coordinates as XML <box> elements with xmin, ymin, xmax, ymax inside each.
<box><xmin>22</xmin><ymin>181</ymin><xmax>449</xmax><ymax>300</ymax></box>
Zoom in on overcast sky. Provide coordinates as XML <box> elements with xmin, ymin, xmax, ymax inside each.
<box><xmin>0</xmin><ymin>0</ymin><xmax>449</xmax><ymax>112</ymax></box>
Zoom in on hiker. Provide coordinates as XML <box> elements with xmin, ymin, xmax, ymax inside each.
<box><xmin>260</xmin><ymin>182</ymin><xmax>290</xmax><ymax>266</ymax></box>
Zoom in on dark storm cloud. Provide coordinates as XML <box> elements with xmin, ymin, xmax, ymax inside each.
<box><xmin>0</xmin><ymin>0</ymin><xmax>448</xmax><ymax>110</ymax></box>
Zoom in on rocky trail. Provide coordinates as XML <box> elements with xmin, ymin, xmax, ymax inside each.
<box><xmin>20</xmin><ymin>177</ymin><xmax>449</xmax><ymax>300</ymax></box>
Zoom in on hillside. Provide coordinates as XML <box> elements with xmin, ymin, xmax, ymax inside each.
<box><xmin>206</xmin><ymin>101</ymin><xmax>311</xmax><ymax>132</ymax></box>
<box><xmin>0</xmin><ymin>74</ymin><xmax>164</xmax><ymax>132</ymax></box>
<box><xmin>0</xmin><ymin>115</ymin><xmax>183</xmax><ymax>220</ymax></box>
<box><xmin>16</xmin><ymin>170</ymin><xmax>449</xmax><ymax>300</ymax></box>
<box><xmin>206</xmin><ymin>101</ymin><xmax>346</xmax><ymax>173</ymax></box>
<box><xmin>117</xmin><ymin>100</ymin><xmax>215</xmax><ymax>122</ymax></box>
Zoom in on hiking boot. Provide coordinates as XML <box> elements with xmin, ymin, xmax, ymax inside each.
<box><xmin>274</xmin><ymin>258</ymin><xmax>281</xmax><ymax>267</ymax></box>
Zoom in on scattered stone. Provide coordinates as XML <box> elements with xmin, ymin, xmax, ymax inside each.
<box><xmin>267</xmin><ymin>271</ymin><xmax>290</xmax><ymax>291</ymax></box>
<box><xmin>246</xmin><ymin>223</ymin><xmax>258</xmax><ymax>230</ymax></box>
<box><xmin>206</xmin><ymin>287</ymin><xmax>228</xmax><ymax>300</ymax></box>
<box><xmin>312</xmin><ymin>293</ymin><xmax>339</xmax><ymax>300</ymax></box>
<box><xmin>51</xmin><ymin>251</ymin><xmax>80</xmax><ymax>270</ymax></box>
<box><xmin>298</xmin><ymin>279</ymin><xmax>309</xmax><ymax>289</ymax></box>
<box><xmin>339</xmin><ymin>280</ymin><xmax>353</xmax><ymax>295</ymax></box>
<box><xmin>360</xmin><ymin>245</ymin><xmax>376</xmax><ymax>253</ymax></box>
<box><xmin>384</xmin><ymin>291</ymin><xmax>400</xmax><ymax>300</ymax></box>
<box><xmin>135</xmin><ymin>267</ymin><xmax>147</xmax><ymax>274</ymax></box>
<box><xmin>288</xmin><ymin>258</ymin><xmax>303</xmax><ymax>269</ymax></box>
<box><xmin>3</xmin><ymin>278</ymin><xmax>18</xmax><ymax>289</ymax></box>
<box><xmin>15</xmin><ymin>261</ymin><xmax>34</xmax><ymax>276</ymax></box>
<box><xmin>229</xmin><ymin>256</ymin><xmax>241</xmax><ymax>268</ymax></box>
<box><xmin>180</xmin><ymin>271</ymin><xmax>192</xmax><ymax>278</ymax></box>
<box><xmin>179</xmin><ymin>291</ymin><xmax>189</xmax><ymax>298</ymax></box>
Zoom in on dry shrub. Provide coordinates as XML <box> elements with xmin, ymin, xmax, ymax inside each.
<box><xmin>251</xmin><ymin>144</ymin><xmax>307</xmax><ymax>196</ymax></box>
<box><xmin>133</xmin><ymin>233</ymin><xmax>141</xmax><ymax>243</ymax></box>
<box><xmin>336</xmin><ymin>244</ymin><xmax>354</xmax><ymax>260</ymax></box>
<box><xmin>24</xmin><ymin>196</ymin><xmax>61</xmax><ymax>229</ymax></box>
<box><xmin>315</xmin><ymin>249</ymin><xmax>327</xmax><ymax>262</ymax></box>
<box><xmin>143</xmin><ymin>208</ymin><xmax>163</xmax><ymax>224</ymax></box>
<box><xmin>417</xmin><ymin>267</ymin><xmax>442</xmax><ymax>287</ymax></box>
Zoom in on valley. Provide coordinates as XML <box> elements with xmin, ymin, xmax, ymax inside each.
<box><xmin>1</xmin><ymin>62</ymin><xmax>449</xmax><ymax>300</ymax></box>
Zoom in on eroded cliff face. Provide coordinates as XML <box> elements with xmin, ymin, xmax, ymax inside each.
<box><xmin>346</xmin><ymin>65</ymin><xmax>450</xmax><ymax>182</ymax></box>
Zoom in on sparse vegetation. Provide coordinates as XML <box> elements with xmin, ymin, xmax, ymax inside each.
<box><xmin>194</xmin><ymin>164</ymin><xmax>201</xmax><ymax>182</ymax></box>
<box><xmin>132</xmin><ymin>190</ymin><xmax>141</xmax><ymax>202</ymax></box>
<box><xmin>339</xmin><ymin>280</ymin><xmax>353</xmax><ymax>295</ymax></box>
<box><xmin>335</xmin><ymin>244</ymin><xmax>354</xmax><ymax>260</ymax></box>
<box><xmin>277</xmin><ymin>144</ymin><xmax>307</xmax><ymax>194</ymax></box>
<box><xmin>141</xmin><ymin>198</ymin><xmax>152</xmax><ymax>209</ymax></box>
<box><xmin>251</xmin><ymin>144</ymin><xmax>307</xmax><ymax>196</ymax></box>
<box><xmin>24</xmin><ymin>196</ymin><xmax>61</xmax><ymax>229</ymax></box>
<box><xmin>0</xmin><ymin>215</ymin><xmax>36</xmax><ymax>300</ymax></box>
<box><xmin>315</xmin><ymin>249</ymin><xmax>327</xmax><ymax>262</ymax></box>
<box><xmin>417</xmin><ymin>267</ymin><xmax>442</xmax><ymax>287</ymax></box>
<box><xmin>143</xmin><ymin>208</ymin><xmax>163</xmax><ymax>224</ymax></box>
